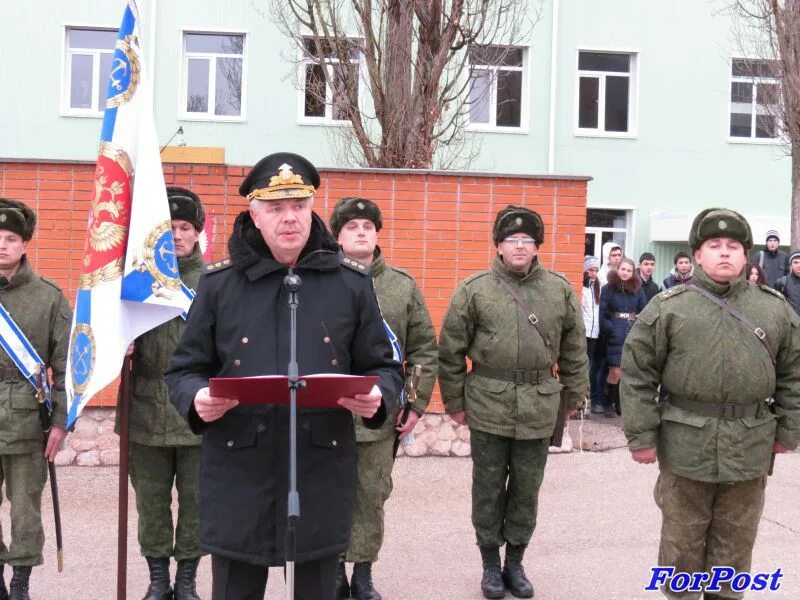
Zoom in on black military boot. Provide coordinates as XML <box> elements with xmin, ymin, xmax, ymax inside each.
<box><xmin>0</xmin><ymin>564</ymin><xmax>8</xmax><ymax>600</ymax></box>
<box><xmin>503</xmin><ymin>544</ymin><xmax>534</xmax><ymax>598</ymax></box>
<box><xmin>478</xmin><ymin>547</ymin><xmax>505</xmax><ymax>599</ymax></box>
<box><xmin>8</xmin><ymin>567</ymin><xmax>31</xmax><ymax>600</ymax></box>
<box><xmin>334</xmin><ymin>559</ymin><xmax>350</xmax><ymax>599</ymax></box>
<box><xmin>143</xmin><ymin>557</ymin><xmax>173</xmax><ymax>600</ymax></box>
<box><xmin>174</xmin><ymin>559</ymin><xmax>200</xmax><ymax>600</ymax></box>
<box><xmin>350</xmin><ymin>562</ymin><xmax>381</xmax><ymax>600</ymax></box>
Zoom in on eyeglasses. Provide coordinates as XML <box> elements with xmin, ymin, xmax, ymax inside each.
<box><xmin>502</xmin><ymin>237</ymin><xmax>537</xmax><ymax>247</ymax></box>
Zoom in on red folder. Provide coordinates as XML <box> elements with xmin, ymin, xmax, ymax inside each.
<box><xmin>209</xmin><ymin>374</ymin><xmax>380</xmax><ymax>409</ymax></box>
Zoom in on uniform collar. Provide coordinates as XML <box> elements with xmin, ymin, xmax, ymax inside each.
<box><xmin>0</xmin><ymin>257</ymin><xmax>32</xmax><ymax>291</ymax></box>
<box><xmin>370</xmin><ymin>249</ymin><xmax>386</xmax><ymax>276</ymax></box>
<box><xmin>492</xmin><ymin>254</ymin><xmax>541</xmax><ymax>282</ymax></box>
<box><xmin>178</xmin><ymin>245</ymin><xmax>204</xmax><ymax>273</ymax></box>
<box><xmin>693</xmin><ymin>266</ymin><xmax>746</xmax><ymax>298</ymax></box>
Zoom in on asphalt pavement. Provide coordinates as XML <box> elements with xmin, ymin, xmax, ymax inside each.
<box><xmin>7</xmin><ymin>418</ymin><xmax>798</xmax><ymax>599</ymax></box>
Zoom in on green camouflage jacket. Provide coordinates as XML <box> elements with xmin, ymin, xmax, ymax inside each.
<box><xmin>0</xmin><ymin>259</ymin><xmax>71</xmax><ymax>454</ymax></box>
<box><xmin>621</xmin><ymin>267</ymin><xmax>800</xmax><ymax>482</ymax></box>
<box><xmin>355</xmin><ymin>252</ymin><xmax>438</xmax><ymax>442</ymax></box>
<box><xmin>118</xmin><ymin>247</ymin><xmax>205</xmax><ymax>446</ymax></box>
<box><xmin>438</xmin><ymin>256</ymin><xmax>588</xmax><ymax>440</ymax></box>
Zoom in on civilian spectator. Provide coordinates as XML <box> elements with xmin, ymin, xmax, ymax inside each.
<box><xmin>637</xmin><ymin>252</ymin><xmax>660</xmax><ymax>302</ymax></box>
<box><xmin>746</xmin><ymin>263</ymin><xmax>767</xmax><ymax>285</ymax></box>
<box><xmin>773</xmin><ymin>250</ymin><xmax>800</xmax><ymax>316</ymax></box>
<box><xmin>750</xmin><ymin>229</ymin><xmax>790</xmax><ymax>286</ymax></box>
<box><xmin>598</xmin><ymin>242</ymin><xmax>622</xmax><ymax>286</ymax></box>
<box><xmin>663</xmin><ymin>251</ymin><xmax>694</xmax><ymax>289</ymax></box>
<box><xmin>582</xmin><ymin>256</ymin><xmax>602</xmax><ymax>415</ymax></box>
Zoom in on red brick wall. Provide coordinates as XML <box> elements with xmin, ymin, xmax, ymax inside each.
<box><xmin>0</xmin><ymin>161</ymin><xmax>588</xmax><ymax>411</ymax></box>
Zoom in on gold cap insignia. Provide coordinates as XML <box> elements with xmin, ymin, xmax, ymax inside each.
<box><xmin>248</xmin><ymin>163</ymin><xmax>315</xmax><ymax>201</ymax></box>
<box><xmin>719</xmin><ymin>220</ymin><xmax>728</xmax><ymax>230</ymax></box>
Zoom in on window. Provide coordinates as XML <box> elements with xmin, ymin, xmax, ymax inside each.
<box><xmin>300</xmin><ymin>38</ymin><xmax>360</xmax><ymax>124</ymax></box>
<box><xmin>577</xmin><ymin>51</ymin><xmax>637</xmax><ymax>135</ymax></box>
<box><xmin>182</xmin><ymin>32</ymin><xmax>245</xmax><ymax>119</ymax></box>
<box><xmin>584</xmin><ymin>209</ymin><xmax>630</xmax><ymax>258</ymax></box>
<box><xmin>729</xmin><ymin>58</ymin><xmax>781</xmax><ymax>140</ymax></box>
<box><xmin>467</xmin><ymin>46</ymin><xmax>526</xmax><ymax>129</ymax></box>
<box><xmin>64</xmin><ymin>27</ymin><xmax>119</xmax><ymax>115</ymax></box>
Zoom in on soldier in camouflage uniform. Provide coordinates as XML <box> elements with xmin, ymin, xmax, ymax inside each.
<box><xmin>438</xmin><ymin>205</ymin><xmax>588</xmax><ymax>600</ymax></box>
<box><xmin>0</xmin><ymin>199</ymin><xmax>71</xmax><ymax>600</ymax></box>
<box><xmin>118</xmin><ymin>187</ymin><xmax>206</xmax><ymax>600</ymax></box>
<box><xmin>621</xmin><ymin>208</ymin><xmax>800</xmax><ymax>600</ymax></box>
<box><xmin>329</xmin><ymin>197</ymin><xmax>438</xmax><ymax>600</ymax></box>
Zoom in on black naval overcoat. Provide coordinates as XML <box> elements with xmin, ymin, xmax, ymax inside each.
<box><xmin>165</xmin><ymin>210</ymin><xmax>403</xmax><ymax>566</ymax></box>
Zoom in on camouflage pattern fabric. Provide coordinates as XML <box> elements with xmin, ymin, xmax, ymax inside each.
<box><xmin>345</xmin><ymin>435</ymin><xmax>394</xmax><ymax>562</ymax></box>
<box><xmin>129</xmin><ymin>442</ymin><xmax>201</xmax><ymax>560</ymax></box>
<box><xmin>0</xmin><ymin>452</ymin><xmax>48</xmax><ymax>566</ymax></box>
<box><xmin>439</xmin><ymin>256</ymin><xmax>588</xmax><ymax>439</ymax></box>
<box><xmin>470</xmin><ymin>429</ymin><xmax>549</xmax><ymax>548</ymax></box>
<box><xmin>654</xmin><ymin>469</ymin><xmax>765</xmax><ymax>600</ymax></box>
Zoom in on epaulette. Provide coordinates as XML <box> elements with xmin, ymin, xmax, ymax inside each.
<box><xmin>387</xmin><ymin>265</ymin><xmax>415</xmax><ymax>282</ymax></box>
<box><xmin>758</xmin><ymin>283</ymin><xmax>786</xmax><ymax>300</ymax></box>
<box><xmin>547</xmin><ymin>270</ymin><xmax>572</xmax><ymax>286</ymax></box>
<box><xmin>341</xmin><ymin>255</ymin><xmax>369</xmax><ymax>275</ymax></box>
<box><xmin>39</xmin><ymin>276</ymin><xmax>63</xmax><ymax>292</ymax></box>
<box><xmin>205</xmin><ymin>258</ymin><xmax>232</xmax><ymax>274</ymax></box>
<box><xmin>463</xmin><ymin>270</ymin><xmax>492</xmax><ymax>285</ymax></box>
<box><xmin>658</xmin><ymin>286</ymin><xmax>689</xmax><ymax>301</ymax></box>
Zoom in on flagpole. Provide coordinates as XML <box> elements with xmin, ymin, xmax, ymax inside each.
<box><xmin>117</xmin><ymin>356</ymin><xmax>132</xmax><ymax>600</ymax></box>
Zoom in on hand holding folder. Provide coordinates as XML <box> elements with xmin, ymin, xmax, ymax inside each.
<box><xmin>209</xmin><ymin>374</ymin><xmax>380</xmax><ymax>410</ymax></box>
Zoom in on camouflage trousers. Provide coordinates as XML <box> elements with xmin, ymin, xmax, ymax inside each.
<box><xmin>654</xmin><ymin>469</ymin><xmax>766</xmax><ymax>600</ymax></box>
<box><xmin>129</xmin><ymin>442</ymin><xmax>201</xmax><ymax>560</ymax></box>
<box><xmin>0</xmin><ymin>452</ymin><xmax>48</xmax><ymax>566</ymax></box>
<box><xmin>345</xmin><ymin>436</ymin><xmax>395</xmax><ymax>563</ymax></box>
<box><xmin>470</xmin><ymin>429</ymin><xmax>549</xmax><ymax>548</ymax></box>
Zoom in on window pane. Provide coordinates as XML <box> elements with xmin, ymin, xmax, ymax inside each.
<box><xmin>304</xmin><ymin>64</ymin><xmax>327</xmax><ymax>117</ymax></box>
<box><xmin>215</xmin><ymin>57</ymin><xmax>242</xmax><ymax>116</ymax></box>
<box><xmin>579</xmin><ymin>52</ymin><xmax>630</xmax><ymax>73</ymax></box>
<box><xmin>70</xmin><ymin>54</ymin><xmax>94</xmax><ymax>109</ymax></box>
<box><xmin>468</xmin><ymin>71</ymin><xmax>491</xmax><ymax>123</ymax></box>
<box><xmin>186</xmin><ymin>33</ymin><xmax>243</xmax><ymax>55</ymax></box>
<box><xmin>587</xmin><ymin>209</ymin><xmax>626</xmax><ymax>228</ymax></box>
<box><xmin>757</xmin><ymin>82</ymin><xmax>780</xmax><ymax>107</ymax></box>
<box><xmin>469</xmin><ymin>46</ymin><xmax>523</xmax><ymax>67</ymax></box>
<box><xmin>69</xmin><ymin>28</ymin><xmax>118</xmax><ymax>50</ymax></box>
<box><xmin>578</xmin><ymin>77</ymin><xmax>599</xmax><ymax>128</ymax></box>
<box><xmin>729</xmin><ymin>112</ymin><xmax>752</xmax><ymax>137</ymax></box>
<box><xmin>332</xmin><ymin>64</ymin><xmax>357</xmax><ymax>121</ymax></box>
<box><xmin>97</xmin><ymin>52</ymin><xmax>114</xmax><ymax>110</ymax></box>
<box><xmin>604</xmin><ymin>75</ymin><xmax>629</xmax><ymax>132</ymax></box>
<box><xmin>732</xmin><ymin>58</ymin><xmax>777</xmax><ymax>78</ymax></box>
<box><xmin>496</xmin><ymin>70</ymin><xmax>522</xmax><ymax>127</ymax></box>
<box><xmin>730</xmin><ymin>81</ymin><xmax>753</xmax><ymax>104</ymax></box>
<box><xmin>755</xmin><ymin>114</ymin><xmax>778</xmax><ymax>138</ymax></box>
<box><xmin>601</xmin><ymin>230</ymin><xmax>626</xmax><ymax>251</ymax></box>
<box><xmin>186</xmin><ymin>58</ymin><xmax>209</xmax><ymax>113</ymax></box>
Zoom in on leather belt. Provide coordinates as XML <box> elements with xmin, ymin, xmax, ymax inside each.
<box><xmin>611</xmin><ymin>312</ymin><xmax>637</xmax><ymax>320</ymax></box>
<box><xmin>471</xmin><ymin>364</ymin><xmax>550</xmax><ymax>385</ymax></box>
<box><xmin>0</xmin><ymin>366</ymin><xmax>20</xmax><ymax>383</ymax></box>
<box><xmin>669</xmin><ymin>395</ymin><xmax>760</xmax><ymax>419</ymax></box>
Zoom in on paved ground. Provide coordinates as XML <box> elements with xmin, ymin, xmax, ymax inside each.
<box><xmin>5</xmin><ymin>417</ymin><xmax>798</xmax><ymax>599</ymax></box>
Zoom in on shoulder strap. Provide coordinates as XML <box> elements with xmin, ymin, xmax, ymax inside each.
<box><xmin>759</xmin><ymin>250</ymin><xmax>765</xmax><ymax>268</ymax></box>
<box><xmin>493</xmin><ymin>275</ymin><xmax>557</xmax><ymax>363</ymax></box>
<box><xmin>686</xmin><ymin>284</ymin><xmax>776</xmax><ymax>365</ymax></box>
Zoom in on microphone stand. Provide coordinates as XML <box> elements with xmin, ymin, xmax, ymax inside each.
<box><xmin>283</xmin><ymin>269</ymin><xmax>304</xmax><ymax>600</ymax></box>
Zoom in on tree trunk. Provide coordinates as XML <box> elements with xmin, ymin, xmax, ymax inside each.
<box><xmin>792</xmin><ymin>146</ymin><xmax>800</xmax><ymax>250</ymax></box>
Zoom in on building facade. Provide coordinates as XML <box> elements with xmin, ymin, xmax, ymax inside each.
<box><xmin>0</xmin><ymin>0</ymin><xmax>792</xmax><ymax>279</ymax></box>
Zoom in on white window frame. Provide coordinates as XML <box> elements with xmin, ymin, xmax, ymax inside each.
<box><xmin>61</xmin><ymin>24</ymin><xmax>119</xmax><ymax>118</ymax></box>
<box><xmin>727</xmin><ymin>57</ymin><xmax>782</xmax><ymax>145</ymax></box>
<box><xmin>297</xmin><ymin>38</ymin><xmax>363</xmax><ymax>126</ymax></box>
<box><xmin>179</xmin><ymin>29</ymin><xmax>247</xmax><ymax>122</ymax></box>
<box><xmin>585</xmin><ymin>206</ymin><xmax>636</xmax><ymax>259</ymax></box>
<box><xmin>466</xmin><ymin>45</ymin><xmax>529</xmax><ymax>134</ymax></box>
<box><xmin>575</xmin><ymin>49</ymin><xmax>639</xmax><ymax>138</ymax></box>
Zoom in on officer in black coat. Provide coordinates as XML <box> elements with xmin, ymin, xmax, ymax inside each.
<box><xmin>165</xmin><ymin>152</ymin><xmax>403</xmax><ymax>600</ymax></box>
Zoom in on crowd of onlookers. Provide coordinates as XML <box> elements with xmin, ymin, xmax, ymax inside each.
<box><xmin>581</xmin><ymin>229</ymin><xmax>800</xmax><ymax>418</ymax></box>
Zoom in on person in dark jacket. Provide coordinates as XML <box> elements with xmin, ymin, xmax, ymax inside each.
<box><xmin>662</xmin><ymin>251</ymin><xmax>694</xmax><ymax>289</ymax></box>
<box><xmin>636</xmin><ymin>252</ymin><xmax>660</xmax><ymax>303</ymax></box>
<box><xmin>750</xmin><ymin>229</ymin><xmax>790</xmax><ymax>287</ymax></box>
<box><xmin>600</xmin><ymin>257</ymin><xmax>646</xmax><ymax>417</ymax></box>
<box><xmin>773</xmin><ymin>250</ymin><xmax>800</xmax><ymax>316</ymax></box>
<box><xmin>165</xmin><ymin>153</ymin><xmax>403</xmax><ymax>600</ymax></box>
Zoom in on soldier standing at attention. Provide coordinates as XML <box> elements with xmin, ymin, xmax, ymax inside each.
<box><xmin>329</xmin><ymin>198</ymin><xmax>438</xmax><ymax>600</ymax></box>
<box><xmin>120</xmin><ymin>187</ymin><xmax>206</xmax><ymax>600</ymax></box>
<box><xmin>438</xmin><ymin>205</ymin><xmax>588</xmax><ymax>599</ymax></box>
<box><xmin>0</xmin><ymin>199</ymin><xmax>71</xmax><ymax>600</ymax></box>
<box><xmin>622</xmin><ymin>208</ymin><xmax>800</xmax><ymax>600</ymax></box>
